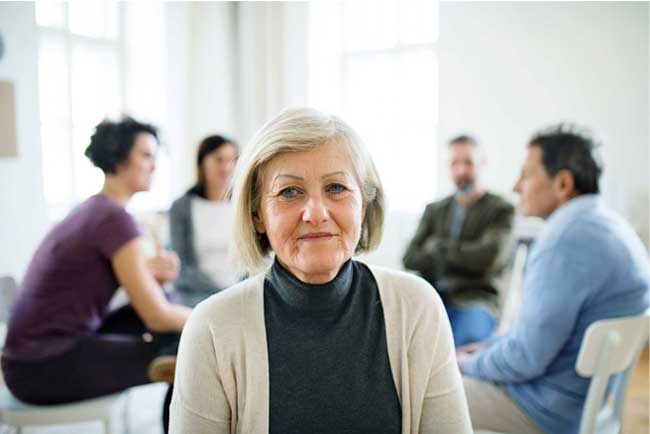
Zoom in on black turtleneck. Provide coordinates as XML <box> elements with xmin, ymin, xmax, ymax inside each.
<box><xmin>264</xmin><ymin>259</ymin><xmax>401</xmax><ymax>434</ymax></box>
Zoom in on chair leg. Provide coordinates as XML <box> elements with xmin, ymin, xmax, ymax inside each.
<box><xmin>105</xmin><ymin>399</ymin><xmax>128</xmax><ymax>434</ymax></box>
<box><xmin>104</xmin><ymin>419</ymin><xmax>114</xmax><ymax>434</ymax></box>
<box><xmin>123</xmin><ymin>391</ymin><xmax>130</xmax><ymax>434</ymax></box>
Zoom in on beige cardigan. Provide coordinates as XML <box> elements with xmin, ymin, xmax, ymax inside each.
<box><xmin>169</xmin><ymin>264</ymin><xmax>472</xmax><ymax>434</ymax></box>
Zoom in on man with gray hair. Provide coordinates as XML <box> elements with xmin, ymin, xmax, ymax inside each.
<box><xmin>403</xmin><ymin>135</ymin><xmax>514</xmax><ymax>346</ymax></box>
<box><xmin>458</xmin><ymin>125</ymin><xmax>649</xmax><ymax>434</ymax></box>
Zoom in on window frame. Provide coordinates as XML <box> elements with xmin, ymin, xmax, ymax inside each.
<box><xmin>308</xmin><ymin>0</ymin><xmax>440</xmax><ymax>213</ymax></box>
<box><xmin>36</xmin><ymin>1</ymin><xmax>126</xmax><ymax>220</ymax></box>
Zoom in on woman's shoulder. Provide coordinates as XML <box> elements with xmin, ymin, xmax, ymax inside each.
<box><xmin>79</xmin><ymin>193</ymin><xmax>126</xmax><ymax>216</ymax></box>
<box><xmin>76</xmin><ymin>194</ymin><xmax>137</xmax><ymax>231</ymax></box>
<box><xmin>362</xmin><ymin>262</ymin><xmax>444</xmax><ymax>317</ymax></box>
<box><xmin>180</xmin><ymin>273</ymin><xmax>266</xmax><ymax>355</ymax></box>
<box><xmin>365</xmin><ymin>264</ymin><xmax>436</xmax><ymax>297</ymax></box>
<box><xmin>170</xmin><ymin>192</ymin><xmax>193</xmax><ymax>213</ymax></box>
<box><xmin>190</xmin><ymin>273</ymin><xmax>265</xmax><ymax>326</ymax></box>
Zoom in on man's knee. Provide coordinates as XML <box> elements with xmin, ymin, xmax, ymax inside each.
<box><xmin>450</xmin><ymin>305</ymin><xmax>495</xmax><ymax>346</ymax></box>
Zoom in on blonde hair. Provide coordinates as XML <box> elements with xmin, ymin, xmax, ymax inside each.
<box><xmin>230</xmin><ymin>107</ymin><xmax>385</xmax><ymax>273</ymax></box>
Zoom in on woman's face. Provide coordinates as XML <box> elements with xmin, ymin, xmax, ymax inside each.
<box><xmin>254</xmin><ymin>140</ymin><xmax>366</xmax><ymax>284</ymax></box>
<box><xmin>202</xmin><ymin>144</ymin><xmax>238</xmax><ymax>189</ymax></box>
<box><xmin>117</xmin><ymin>132</ymin><xmax>158</xmax><ymax>193</ymax></box>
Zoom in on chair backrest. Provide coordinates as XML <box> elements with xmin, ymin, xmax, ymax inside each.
<box><xmin>576</xmin><ymin>312</ymin><xmax>650</xmax><ymax>434</ymax></box>
<box><xmin>0</xmin><ymin>275</ymin><xmax>18</xmax><ymax>323</ymax></box>
<box><xmin>497</xmin><ymin>240</ymin><xmax>530</xmax><ymax>334</ymax></box>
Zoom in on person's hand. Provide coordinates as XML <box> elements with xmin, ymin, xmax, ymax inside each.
<box><xmin>456</xmin><ymin>188</ymin><xmax>486</xmax><ymax>207</ymax></box>
<box><xmin>456</xmin><ymin>341</ymin><xmax>488</xmax><ymax>372</ymax></box>
<box><xmin>423</xmin><ymin>236</ymin><xmax>439</xmax><ymax>253</ymax></box>
<box><xmin>147</xmin><ymin>245</ymin><xmax>180</xmax><ymax>285</ymax></box>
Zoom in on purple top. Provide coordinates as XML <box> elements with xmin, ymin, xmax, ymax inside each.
<box><xmin>3</xmin><ymin>194</ymin><xmax>142</xmax><ymax>360</ymax></box>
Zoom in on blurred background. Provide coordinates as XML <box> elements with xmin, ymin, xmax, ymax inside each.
<box><xmin>0</xmin><ymin>0</ymin><xmax>648</xmax><ymax>280</ymax></box>
<box><xmin>0</xmin><ymin>2</ymin><xmax>647</xmax><ymax>433</ymax></box>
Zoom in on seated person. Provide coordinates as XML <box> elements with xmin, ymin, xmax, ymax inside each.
<box><xmin>403</xmin><ymin>135</ymin><xmax>514</xmax><ymax>346</ymax></box>
<box><xmin>1</xmin><ymin>117</ymin><xmax>191</xmax><ymax>433</ymax></box>
<box><xmin>170</xmin><ymin>107</ymin><xmax>472</xmax><ymax>433</ymax></box>
<box><xmin>458</xmin><ymin>125</ymin><xmax>650</xmax><ymax>434</ymax></box>
<box><xmin>169</xmin><ymin>135</ymin><xmax>240</xmax><ymax>307</ymax></box>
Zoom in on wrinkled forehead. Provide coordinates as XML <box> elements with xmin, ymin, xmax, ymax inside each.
<box><xmin>260</xmin><ymin>139</ymin><xmax>361</xmax><ymax>187</ymax></box>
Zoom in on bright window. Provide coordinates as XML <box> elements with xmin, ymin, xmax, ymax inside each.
<box><xmin>36</xmin><ymin>0</ymin><xmax>122</xmax><ymax>219</ymax></box>
<box><xmin>36</xmin><ymin>1</ymin><xmax>171</xmax><ymax>219</ymax></box>
<box><xmin>308</xmin><ymin>0</ymin><xmax>439</xmax><ymax>213</ymax></box>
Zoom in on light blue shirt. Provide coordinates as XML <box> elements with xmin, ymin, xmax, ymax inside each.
<box><xmin>462</xmin><ymin>194</ymin><xmax>649</xmax><ymax>434</ymax></box>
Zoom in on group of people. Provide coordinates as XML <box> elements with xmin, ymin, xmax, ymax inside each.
<box><xmin>404</xmin><ymin>129</ymin><xmax>649</xmax><ymax>433</ymax></box>
<box><xmin>1</xmin><ymin>108</ymin><xmax>648</xmax><ymax>434</ymax></box>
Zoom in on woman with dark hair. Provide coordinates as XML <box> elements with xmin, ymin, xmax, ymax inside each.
<box><xmin>1</xmin><ymin>116</ymin><xmax>190</xmax><ymax>433</ymax></box>
<box><xmin>169</xmin><ymin>135</ymin><xmax>240</xmax><ymax>307</ymax></box>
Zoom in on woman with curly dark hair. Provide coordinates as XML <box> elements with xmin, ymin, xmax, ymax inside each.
<box><xmin>1</xmin><ymin>116</ymin><xmax>190</xmax><ymax>433</ymax></box>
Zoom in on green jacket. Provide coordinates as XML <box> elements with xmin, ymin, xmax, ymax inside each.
<box><xmin>402</xmin><ymin>192</ymin><xmax>514</xmax><ymax>307</ymax></box>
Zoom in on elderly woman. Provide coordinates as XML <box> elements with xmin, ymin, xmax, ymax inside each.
<box><xmin>169</xmin><ymin>108</ymin><xmax>471</xmax><ymax>433</ymax></box>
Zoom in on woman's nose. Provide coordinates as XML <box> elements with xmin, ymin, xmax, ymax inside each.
<box><xmin>302</xmin><ymin>195</ymin><xmax>329</xmax><ymax>223</ymax></box>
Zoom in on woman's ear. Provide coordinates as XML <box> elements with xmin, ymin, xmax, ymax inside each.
<box><xmin>252</xmin><ymin>211</ymin><xmax>266</xmax><ymax>234</ymax></box>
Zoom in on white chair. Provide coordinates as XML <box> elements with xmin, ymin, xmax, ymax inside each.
<box><xmin>496</xmin><ymin>241</ymin><xmax>530</xmax><ymax>334</ymax></box>
<box><xmin>0</xmin><ymin>275</ymin><xmax>130</xmax><ymax>433</ymax></box>
<box><xmin>0</xmin><ymin>389</ymin><xmax>129</xmax><ymax>434</ymax></box>
<box><xmin>0</xmin><ymin>276</ymin><xmax>18</xmax><ymax>348</ymax></box>
<box><xmin>476</xmin><ymin>311</ymin><xmax>649</xmax><ymax>434</ymax></box>
<box><xmin>575</xmin><ymin>312</ymin><xmax>650</xmax><ymax>434</ymax></box>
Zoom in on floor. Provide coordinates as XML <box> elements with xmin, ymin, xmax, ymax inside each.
<box><xmin>623</xmin><ymin>345</ymin><xmax>649</xmax><ymax>434</ymax></box>
<box><xmin>1</xmin><ymin>347</ymin><xmax>648</xmax><ymax>434</ymax></box>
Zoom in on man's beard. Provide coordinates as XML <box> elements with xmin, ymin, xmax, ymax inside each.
<box><xmin>456</xmin><ymin>180</ymin><xmax>475</xmax><ymax>194</ymax></box>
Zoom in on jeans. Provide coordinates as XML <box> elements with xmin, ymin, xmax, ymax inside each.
<box><xmin>446</xmin><ymin>303</ymin><xmax>495</xmax><ymax>347</ymax></box>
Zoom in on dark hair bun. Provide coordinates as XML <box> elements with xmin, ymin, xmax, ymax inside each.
<box><xmin>84</xmin><ymin>116</ymin><xmax>158</xmax><ymax>174</ymax></box>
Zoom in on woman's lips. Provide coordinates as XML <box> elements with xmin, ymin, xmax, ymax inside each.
<box><xmin>298</xmin><ymin>232</ymin><xmax>335</xmax><ymax>240</ymax></box>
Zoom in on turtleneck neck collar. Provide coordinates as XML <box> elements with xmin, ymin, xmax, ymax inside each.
<box><xmin>267</xmin><ymin>258</ymin><xmax>354</xmax><ymax>312</ymax></box>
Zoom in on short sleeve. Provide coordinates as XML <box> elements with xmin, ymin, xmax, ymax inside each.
<box><xmin>94</xmin><ymin>207</ymin><xmax>142</xmax><ymax>258</ymax></box>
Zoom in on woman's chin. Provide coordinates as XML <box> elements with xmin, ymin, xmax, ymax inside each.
<box><xmin>136</xmin><ymin>182</ymin><xmax>152</xmax><ymax>192</ymax></box>
<box><xmin>292</xmin><ymin>255</ymin><xmax>348</xmax><ymax>282</ymax></box>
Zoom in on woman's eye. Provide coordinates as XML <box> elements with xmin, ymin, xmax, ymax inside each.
<box><xmin>279</xmin><ymin>187</ymin><xmax>300</xmax><ymax>199</ymax></box>
<box><xmin>327</xmin><ymin>183</ymin><xmax>348</xmax><ymax>194</ymax></box>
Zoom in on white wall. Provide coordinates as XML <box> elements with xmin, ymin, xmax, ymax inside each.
<box><xmin>235</xmin><ymin>2</ymin><xmax>308</xmax><ymax>143</ymax></box>
<box><xmin>189</xmin><ymin>2</ymin><xmax>238</xmax><ymax>148</ymax></box>
<box><xmin>164</xmin><ymin>2</ymin><xmax>308</xmax><ymax>195</ymax></box>
<box><xmin>438</xmin><ymin>2</ymin><xmax>649</xmax><ymax>245</ymax></box>
<box><xmin>165</xmin><ymin>2</ymin><xmax>193</xmax><ymax>198</ymax></box>
<box><xmin>0</xmin><ymin>3</ymin><xmax>49</xmax><ymax>280</ymax></box>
